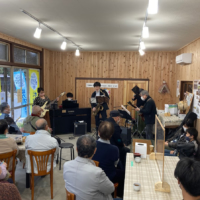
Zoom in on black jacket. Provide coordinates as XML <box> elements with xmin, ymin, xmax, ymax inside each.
<box><xmin>167</xmin><ymin>127</ymin><xmax>184</xmax><ymax>142</ymax></box>
<box><xmin>105</xmin><ymin>117</ymin><xmax>124</xmax><ymax>148</ymax></box>
<box><xmin>139</xmin><ymin>96</ymin><xmax>157</xmax><ymax>124</ymax></box>
<box><xmin>168</xmin><ymin>139</ymin><xmax>198</xmax><ymax>159</ymax></box>
<box><xmin>91</xmin><ymin>89</ymin><xmax>110</xmax><ymax>110</ymax></box>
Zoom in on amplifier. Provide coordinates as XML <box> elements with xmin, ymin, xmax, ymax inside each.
<box><xmin>74</xmin><ymin>122</ymin><xmax>87</xmax><ymax>136</ymax></box>
<box><xmin>120</xmin><ymin>126</ymin><xmax>131</xmax><ymax>146</ymax></box>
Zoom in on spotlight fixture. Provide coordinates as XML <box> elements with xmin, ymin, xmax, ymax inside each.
<box><xmin>142</xmin><ymin>26</ymin><xmax>149</xmax><ymax>38</ymax></box>
<box><xmin>34</xmin><ymin>23</ymin><xmax>42</xmax><ymax>39</ymax></box>
<box><xmin>61</xmin><ymin>40</ymin><xmax>67</xmax><ymax>50</ymax></box>
<box><xmin>139</xmin><ymin>49</ymin><xmax>145</xmax><ymax>56</ymax></box>
<box><xmin>140</xmin><ymin>41</ymin><xmax>146</xmax><ymax>50</ymax></box>
<box><xmin>75</xmin><ymin>48</ymin><xmax>80</xmax><ymax>56</ymax></box>
<box><xmin>148</xmin><ymin>0</ymin><xmax>158</xmax><ymax>14</ymax></box>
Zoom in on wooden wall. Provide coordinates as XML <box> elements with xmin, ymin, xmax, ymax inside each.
<box><xmin>175</xmin><ymin>37</ymin><xmax>200</xmax><ymax>134</ymax></box>
<box><xmin>43</xmin><ymin>51</ymin><xmax>177</xmax><ymax>109</ymax></box>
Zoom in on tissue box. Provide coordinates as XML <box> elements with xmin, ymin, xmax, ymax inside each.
<box><xmin>135</xmin><ymin>142</ymin><xmax>147</xmax><ymax>159</ymax></box>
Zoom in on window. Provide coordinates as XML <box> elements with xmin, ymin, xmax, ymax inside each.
<box><xmin>14</xmin><ymin>46</ymin><xmax>39</xmax><ymax>66</ymax></box>
<box><xmin>0</xmin><ymin>42</ymin><xmax>9</xmax><ymax>61</ymax></box>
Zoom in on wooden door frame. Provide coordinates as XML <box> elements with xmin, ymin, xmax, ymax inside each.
<box><xmin>180</xmin><ymin>80</ymin><xmax>193</xmax><ymax>100</ymax></box>
<box><xmin>75</xmin><ymin>77</ymin><xmax>149</xmax><ymax>99</ymax></box>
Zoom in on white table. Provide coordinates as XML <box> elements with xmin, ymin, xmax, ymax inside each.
<box><xmin>124</xmin><ymin>153</ymin><xmax>182</xmax><ymax>200</ymax></box>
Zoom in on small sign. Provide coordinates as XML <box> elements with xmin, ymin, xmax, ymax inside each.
<box><xmin>86</xmin><ymin>83</ymin><xmax>118</xmax><ymax>88</ymax></box>
<box><xmin>62</xmin><ymin>110</ymin><xmax>66</xmax><ymax>113</ymax></box>
<box><xmin>17</xmin><ymin>88</ymin><xmax>22</xmax><ymax>103</ymax></box>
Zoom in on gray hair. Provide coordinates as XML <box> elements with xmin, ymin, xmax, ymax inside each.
<box><xmin>32</xmin><ymin>105</ymin><xmax>41</xmax><ymax>115</ymax></box>
<box><xmin>77</xmin><ymin>135</ymin><xmax>96</xmax><ymax>158</ymax></box>
<box><xmin>140</xmin><ymin>90</ymin><xmax>149</xmax><ymax>96</ymax></box>
<box><xmin>35</xmin><ymin>119</ymin><xmax>47</xmax><ymax>130</ymax></box>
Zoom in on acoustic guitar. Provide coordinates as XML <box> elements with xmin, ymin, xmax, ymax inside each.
<box><xmin>40</xmin><ymin>92</ymin><xmax>66</xmax><ymax>117</ymax></box>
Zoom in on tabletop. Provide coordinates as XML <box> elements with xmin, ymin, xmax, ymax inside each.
<box><xmin>124</xmin><ymin>153</ymin><xmax>183</xmax><ymax>200</ymax></box>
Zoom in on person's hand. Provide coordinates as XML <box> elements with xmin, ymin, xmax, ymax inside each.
<box><xmin>165</xmin><ymin>141</ymin><xmax>169</xmax><ymax>146</ymax></box>
<box><xmin>170</xmin><ymin>151</ymin><xmax>174</xmax><ymax>154</ymax></box>
<box><xmin>56</xmin><ymin>97</ymin><xmax>59</xmax><ymax>101</ymax></box>
<box><xmin>135</xmin><ymin>107</ymin><xmax>140</xmax><ymax>111</ymax></box>
<box><xmin>92</xmin><ymin>107</ymin><xmax>96</xmax><ymax>111</ymax></box>
<box><xmin>3</xmin><ymin>162</ymin><xmax>7</xmax><ymax>168</ymax></box>
<box><xmin>48</xmin><ymin>128</ymin><xmax>52</xmax><ymax>132</ymax></box>
<box><xmin>124</xmin><ymin>143</ymin><xmax>126</xmax><ymax>147</ymax></box>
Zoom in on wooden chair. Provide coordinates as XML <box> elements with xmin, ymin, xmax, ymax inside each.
<box><xmin>65</xmin><ymin>188</ymin><xmax>75</xmax><ymax>200</ymax></box>
<box><xmin>0</xmin><ymin>150</ymin><xmax>17</xmax><ymax>183</ymax></box>
<box><xmin>93</xmin><ymin>160</ymin><xmax>119</xmax><ymax>198</ymax></box>
<box><xmin>28</xmin><ymin>148</ymin><xmax>56</xmax><ymax>200</ymax></box>
<box><xmin>30</xmin><ymin>132</ymin><xmax>35</xmax><ymax>135</ymax></box>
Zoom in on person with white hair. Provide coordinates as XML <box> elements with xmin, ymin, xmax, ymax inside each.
<box><xmin>25</xmin><ymin>118</ymin><xmax>59</xmax><ymax>174</ymax></box>
<box><xmin>135</xmin><ymin>90</ymin><xmax>157</xmax><ymax>139</ymax></box>
<box><xmin>23</xmin><ymin>105</ymin><xmax>43</xmax><ymax>132</ymax></box>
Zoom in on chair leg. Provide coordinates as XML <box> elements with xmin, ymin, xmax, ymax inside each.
<box><xmin>31</xmin><ymin>175</ymin><xmax>34</xmax><ymax>200</ymax></box>
<box><xmin>50</xmin><ymin>171</ymin><xmax>53</xmax><ymax>199</ymax></box>
<box><xmin>70</xmin><ymin>148</ymin><xmax>72</xmax><ymax>160</ymax></box>
<box><xmin>59</xmin><ymin>148</ymin><xmax>62</xmax><ymax>170</ymax></box>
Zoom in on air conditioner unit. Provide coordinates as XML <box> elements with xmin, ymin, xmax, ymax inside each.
<box><xmin>176</xmin><ymin>53</ymin><xmax>192</xmax><ymax>65</ymax></box>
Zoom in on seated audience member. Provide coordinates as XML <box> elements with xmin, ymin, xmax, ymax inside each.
<box><xmin>0</xmin><ymin>119</ymin><xmax>19</xmax><ymax>171</ymax></box>
<box><xmin>0</xmin><ymin>182</ymin><xmax>21</xmax><ymax>200</ymax></box>
<box><xmin>63</xmin><ymin>135</ymin><xmax>118</xmax><ymax>200</ymax></box>
<box><xmin>165</xmin><ymin>128</ymin><xmax>198</xmax><ymax>158</ymax></box>
<box><xmin>166</xmin><ymin>119</ymin><xmax>193</xmax><ymax>144</ymax></box>
<box><xmin>92</xmin><ymin>121</ymin><xmax>125</xmax><ymax>197</ymax></box>
<box><xmin>5</xmin><ymin>117</ymin><xmax>22</xmax><ymax>135</ymax></box>
<box><xmin>0</xmin><ymin>162</ymin><xmax>13</xmax><ymax>183</ymax></box>
<box><xmin>106</xmin><ymin>110</ymin><xmax>130</xmax><ymax>168</ymax></box>
<box><xmin>23</xmin><ymin>105</ymin><xmax>42</xmax><ymax>132</ymax></box>
<box><xmin>0</xmin><ymin>102</ymin><xmax>10</xmax><ymax>120</ymax></box>
<box><xmin>66</xmin><ymin>92</ymin><xmax>73</xmax><ymax>101</ymax></box>
<box><xmin>25</xmin><ymin>119</ymin><xmax>59</xmax><ymax>174</ymax></box>
<box><xmin>174</xmin><ymin>158</ymin><xmax>200</xmax><ymax>200</ymax></box>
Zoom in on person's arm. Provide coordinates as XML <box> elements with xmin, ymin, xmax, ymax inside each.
<box><xmin>97</xmin><ymin>170</ymin><xmax>115</xmax><ymax>195</ymax></box>
<box><xmin>32</xmin><ymin>97</ymin><xmax>38</xmax><ymax>106</ymax></box>
<box><xmin>104</xmin><ymin>90</ymin><xmax>110</xmax><ymax>99</ymax></box>
<box><xmin>168</xmin><ymin>141</ymin><xmax>178</xmax><ymax>149</ymax></box>
<box><xmin>167</xmin><ymin>128</ymin><xmax>182</xmax><ymax>142</ymax></box>
<box><xmin>0</xmin><ymin>164</ymin><xmax>7</xmax><ymax>180</ymax></box>
<box><xmin>139</xmin><ymin>101</ymin><xmax>153</xmax><ymax>115</ymax></box>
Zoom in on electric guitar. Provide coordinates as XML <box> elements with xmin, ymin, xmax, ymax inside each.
<box><xmin>40</xmin><ymin>92</ymin><xmax>66</xmax><ymax>117</ymax></box>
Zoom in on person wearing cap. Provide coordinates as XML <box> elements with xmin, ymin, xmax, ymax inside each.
<box><xmin>135</xmin><ymin>90</ymin><xmax>157</xmax><ymax>139</ymax></box>
<box><xmin>132</xmin><ymin>85</ymin><xmax>145</xmax><ymax>107</ymax></box>
<box><xmin>91</xmin><ymin>82</ymin><xmax>110</xmax><ymax>132</ymax></box>
<box><xmin>106</xmin><ymin>110</ymin><xmax>130</xmax><ymax>168</ymax></box>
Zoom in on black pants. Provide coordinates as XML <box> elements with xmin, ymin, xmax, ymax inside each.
<box><xmin>145</xmin><ymin>124</ymin><xmax>154</xmax><ymax>140</ymax></box>
<box><xmin>95</xmin><ymin>109</ymin><xmax>107</xmax><ymax>130</ymax></box>
<box><xmin>111</xmin><ymin>169</ymin><xmax>125</xmax><ymax>198</ymax></box>
<box><xmin>119</xmin><ymin>146</ymin><xmax>130</xmax><ymax>168</ymax></box>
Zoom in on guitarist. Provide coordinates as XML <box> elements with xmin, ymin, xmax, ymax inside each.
<box><xmin>33</xmin><ymin>87</ymin><xmax>59</xmax><ymax>108</ymax></box>
<box><xmin>91</xmin><ymin>82</ymin><xmax>109</xmax><ymax>132</ymax></box>
<box><xmin>135</xmin><ymin>90</ymin><xmax>157</xmax><ymax>139</ymax></box>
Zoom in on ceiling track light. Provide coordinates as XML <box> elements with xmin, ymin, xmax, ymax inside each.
<box><xmin>140</xmin><ymin>41</ymin><xmax>146</xmax><ymax>50</ymax></box>
<box><xmin>34</xmin><ymin>23</ymin><xmax>42</xmax><ymax>39</ymax></box>
<box><xmin>139</xmin><ymin>49</ymin><xmax>145</xmax><ymax>56</ymax></box>
<box><xmin>148</xmin><ymin>0</ymin><xmax>158</xmax><ymax>14</ymax></box>
<box><xmin>61</xmin><ymin>40</ymin><xmax>67</xmax><ymax>50</ymax></box>
<box><xmin>75</xmin><ymin>48</ymin><xmax>80</xmax><ymax>56</ymax></box>
<box><xmin>21</xmin><ymin>9</ymin><xmax>82</xmax><ymax>50</ymax></box>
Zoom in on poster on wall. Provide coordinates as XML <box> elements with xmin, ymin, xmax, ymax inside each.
<box><xmin>192</xmin><ymin>80</ymin><xmax>200</xmax><ymax>119</ymax></box>
<box><xmin>13</xmin><ymin>71</ymin><xmax>27</xmax><ymax>118</ymax></box>
<box><xmin>176</xmin><ymin>80</ymin><xmax>180</xmax><ymax>97</ymax></box>
<box><xmin>29</xmin><ymin>69</ymin><xmax>40</xmax><ymax>113</ymax></box>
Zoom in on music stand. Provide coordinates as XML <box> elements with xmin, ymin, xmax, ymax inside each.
<box><xmin>96</xmin><ymin>96</ymin><xmax>109</xmax><ymax>104</ymax></box>
<box><xmin>118</xmin><ymin>109</ymin><xmax>133</xmax><ymax>127</ymax></box>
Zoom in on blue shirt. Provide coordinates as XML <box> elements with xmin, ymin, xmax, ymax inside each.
<box><xmin>92</xmin><ymin>140</ymin><xmax>119</xmax><ymax>180</ymax></box>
